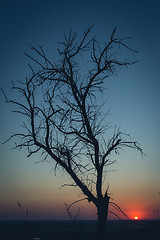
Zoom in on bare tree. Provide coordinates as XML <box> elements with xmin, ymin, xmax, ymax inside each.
<box><xmin>2</xmin><ymin>26</ymin><xmax>143</xmax><ymax>237</ymax></box>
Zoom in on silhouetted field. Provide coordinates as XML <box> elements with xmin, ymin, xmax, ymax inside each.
<box><xmin>0</xmin><ymin>220</ymin><xmax>160</xmax><ymax>240</ymax></box>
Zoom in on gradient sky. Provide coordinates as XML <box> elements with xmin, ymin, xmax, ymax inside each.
<box><xmin>0</xmin><ymin>0</ymin><xmax>160</xmax><ymax>221</ymax></box>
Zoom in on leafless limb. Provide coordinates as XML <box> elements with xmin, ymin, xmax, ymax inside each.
<box><xmin>65</xmin><ymin>198</ymin><xmax>88</xmax><ymax>211</ymax></box>
<box><xmin>108</xmin><ymin>211</ymin><xmax>124</xmax><ymax>221</ymax></box>
<box><xmin>109</xmin><ymin>201</ymin><xmax>130</xmax><ymax>220</ymax></box>
<box><xmin>59</xmin><ymin>183</ymin><xmax>77</xmax><ymax>189</ymax></box>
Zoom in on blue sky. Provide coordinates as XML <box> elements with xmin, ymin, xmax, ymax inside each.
<box><xmin>0</xmin><ymin>0</ymin><xmax>160</xmax><ymax>220</ymax></box>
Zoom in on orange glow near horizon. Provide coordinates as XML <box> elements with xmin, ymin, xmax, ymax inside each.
<box><xmin>127</xmin><ymin>210</ymin><xmax>144</xmax><ymax>220</ymax></box>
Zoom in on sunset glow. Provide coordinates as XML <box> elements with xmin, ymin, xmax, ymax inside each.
<box><xmin>0</xmin><ymin>1</ymin><xmax>160</xmax><ymax>222</ymax></box>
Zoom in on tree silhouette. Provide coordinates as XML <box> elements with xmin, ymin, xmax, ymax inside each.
<box><xmin>2</xmin><ymin>26</ymin><xmax>143</xmax><ymax>237</ymax></box>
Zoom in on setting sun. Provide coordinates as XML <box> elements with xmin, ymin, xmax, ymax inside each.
<box><xmin>134</xmin><ymin>216</ymin><xmax>139</xmax><ymax>220</ymax></box>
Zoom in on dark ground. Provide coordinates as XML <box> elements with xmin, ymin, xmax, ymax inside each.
<box><xmin>0</xmin><ymin>220</ymin><xmax>160</xmax><ymax>240</ymax></box>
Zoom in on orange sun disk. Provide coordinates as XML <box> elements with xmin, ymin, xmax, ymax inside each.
<box><xmin>134</xmin><ymin>216</ymin><xmax>139</xmax><ymax>220</ymax></box>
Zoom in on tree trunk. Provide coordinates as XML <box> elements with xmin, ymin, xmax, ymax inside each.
<box><xmin>96</xmin><ymin>197</ymin><xmax>109</xmax><ymax>239</ymax></box>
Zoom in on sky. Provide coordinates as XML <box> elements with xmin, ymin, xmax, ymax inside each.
<box><xmin>0</xmin><ymin>0</ymin><xmax>160</xmax><ymax>221</ymax></box>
